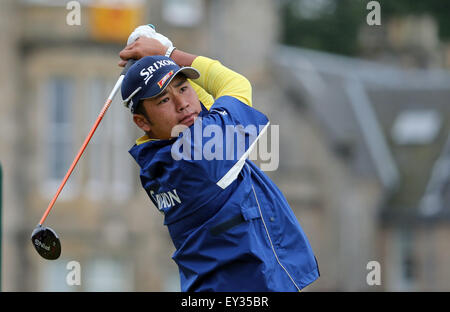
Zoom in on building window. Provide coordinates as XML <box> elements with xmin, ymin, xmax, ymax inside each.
<box><xmin>162</xmin><ymin>0</ymin><xmax>204</xmax><ymax>27</ymax></box>
<box><xmin>39</xmin><ymin>260</ymin><xmax>76</xmax><ymax>292</ymax></box>
<box><xmin>84</xmin><ymin>258</ymin><xmax>134</xmax><ymax>291</ymax></box>
<box><xmin>108</xmin><ymin>79</ymin><xmax>134</xmax><ymax>202</ymax></box>
<box><xmin>39</xmin><ymin>257</ymin><xmax>133</xmax><ymax>291</ymax></box>
<box><xmin>391</xmin><ymin>229</ymin><xmax>416</xmax><ymax>291</ymax></box>
<box><xmin>84</xmin><ymin>77</ymin><xmax>134</xmax><ymax>202</ymax></box>
<box><xmin>41</xmin><ymin>74</ymin><xmax>134</xmax><ymax>202</ymax></box>
<box><xmin>43</xmin><ymin>77</ymin><xmax>76</xmax><ymax>199</ymax></box>
<box><xmin>85</xmin><ymin>78</ymin><xmax>109</xmax><ymax>200</ymax></box>
<box><xmin>391</xmin><ymin>109</ymin><xmax>442</xmax><ymax>145</ymax></box>
<box><xmin>292</xmin><ymin>0</ymin><xmax>336</xmax><ymax>20</ymax></box>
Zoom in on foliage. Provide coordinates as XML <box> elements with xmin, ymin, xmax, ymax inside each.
<box><xmin>280</xmin><ymin>0</ymin><xmax>450</xmax><ymax>56</ymax></box>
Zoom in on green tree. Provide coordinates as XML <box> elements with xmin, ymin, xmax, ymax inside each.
<box><xmin>280</xmin><ymin>0</ymin><xmax>450</xmax><ymax>56</ymax></box>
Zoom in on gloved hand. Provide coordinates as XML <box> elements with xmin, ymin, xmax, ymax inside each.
<box><xmin>119</xmin><ymin>37</ymin><xmax>168</xmax><ymax>67</ymax></box>
<box><xmin>127</xmin><ymin>24</ymin><xmax>173</xmax><ymax>48</ymax></box>
<box><xmin>119</xmin><ymin>24</ymin><xmax>174</xmax><ymax>67</ymax></box>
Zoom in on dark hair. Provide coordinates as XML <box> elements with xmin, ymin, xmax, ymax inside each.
<box><xmin>176</xmin><ymin>72</ymin><xmax>187</xmax><ymax>81</ymax></box>
<box><xmin>134</xmin><ymin>100</ymin><xmax>146</xmax><ymax>116</ymax></box>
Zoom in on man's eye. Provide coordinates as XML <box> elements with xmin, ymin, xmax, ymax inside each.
<box><xmin>158</xmin><ymin>98</ymin><xmax>170</xmax><ymax>105</ymax></box>
<box><xmin>180</xmin><ymin>86</ymin><xmax>188</xmax><ymax>93</ymax></box>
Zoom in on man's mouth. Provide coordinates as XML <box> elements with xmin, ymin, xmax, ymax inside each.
<box><xmin>179</xmin><ymin>112</ymin><xmax>197</xmax><ymax>126</ymax></box>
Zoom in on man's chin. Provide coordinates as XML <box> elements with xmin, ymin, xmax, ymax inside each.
<box><xmin>170</xmin><ymin>123</ymin><xmax>192</xmax><ymax>138</ymax></box>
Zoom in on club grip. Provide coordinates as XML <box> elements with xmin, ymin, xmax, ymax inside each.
<box><xmin>121</xmin><ymin>59</ymin><xmax>137</xmax><ymax>76</ymax></box>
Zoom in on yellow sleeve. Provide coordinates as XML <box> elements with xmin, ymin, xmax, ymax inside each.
<box><xmin>188</xmin><ymin>79</ymin><xmax>215</xmax><ymax>111</ymax></box>
<box><xmin>191</xmin><ymin>56</ymin><xmax>252</xmax><ymax>107</ymax></box>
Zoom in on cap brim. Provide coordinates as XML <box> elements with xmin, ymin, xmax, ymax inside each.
<box><xmin>142</xmin><ymin>67</ymin><xmax>200</xmax><ymax>100</ymax></box>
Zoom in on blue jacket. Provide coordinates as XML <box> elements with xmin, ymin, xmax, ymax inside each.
<box><xmin>129</xmin><ymin>96</ymin><xmax>319</xmax><ymax>291</ymax></box>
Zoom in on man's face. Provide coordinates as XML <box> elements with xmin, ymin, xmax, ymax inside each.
<box><xmin>133</xmin><ymin>75</ymin><xmax>201</xmax><ymax>140</ymax></box>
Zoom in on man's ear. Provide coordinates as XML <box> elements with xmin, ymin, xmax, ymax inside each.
<box><xmin>133</xmin><ymin>114</ymin><xmax>151</xmax><ymax>133</ymax></box>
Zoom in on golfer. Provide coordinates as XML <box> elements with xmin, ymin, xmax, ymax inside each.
<box><xmin>119</xmin><ymin>36</ymin><xmax>319</xmax><ymax>292</ymax></box>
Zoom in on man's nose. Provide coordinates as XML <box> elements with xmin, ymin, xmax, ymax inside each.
<box><xmin>174</xmin><ymin>95</ymin><xmax>189</xmax><ymax>112</ymax></box>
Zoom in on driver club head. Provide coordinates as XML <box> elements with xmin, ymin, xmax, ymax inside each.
<box><xmin>31</xmin><ymin>225</ymin><xmax>61</xmax><ymax>260</ymax></box>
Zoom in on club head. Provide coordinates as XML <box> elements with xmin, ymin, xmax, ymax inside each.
<box><xmin>31</xmin><ymin>225</ymin><xmax>61</xmax><ymax>260</ymax></box>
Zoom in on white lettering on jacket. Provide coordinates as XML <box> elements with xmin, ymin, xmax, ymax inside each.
<box><xmin>150</xmin><ymin>189</ymin><xmax>181</xmax><ymax>211</ymax></box>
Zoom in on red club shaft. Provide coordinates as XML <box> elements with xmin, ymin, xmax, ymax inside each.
<box><xmin>39</xmin><ymin>98</ymin><xmax>113</xmax><ymax>226</ymax></box>
<box><xmin>38</xmin><ymin>60</ymin><xmax>133</xmax><ymax>226</ymax></box>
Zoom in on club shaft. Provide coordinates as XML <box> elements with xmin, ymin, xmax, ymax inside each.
<box><xmin>39</xmin><ymin>75</ymin><xmax>124</xmax><ymax>225</ymax></box>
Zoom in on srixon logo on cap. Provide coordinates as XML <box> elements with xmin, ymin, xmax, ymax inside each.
<box><xmin>140</xmin><ymin>59</ymin><xmax>176</xmax><ymax>85</ymax></box>
<box><xmin>158</xmin><ymin>70</ymin><xmax>174</xmax><ymax>88</ymax></box>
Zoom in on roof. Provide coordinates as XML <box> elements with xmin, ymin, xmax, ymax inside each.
<box><xmin>273</xmin><ymin>44</ymin><xmax>450</xmax><ymax>223</ymax></box>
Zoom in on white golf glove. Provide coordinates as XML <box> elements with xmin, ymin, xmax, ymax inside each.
<box><xmin>127</xmin><ymin>24</ymin><xmax>173</xmax><ymax>48</ymax></box>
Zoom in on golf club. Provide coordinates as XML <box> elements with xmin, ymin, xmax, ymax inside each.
<box><xmin>31</xmin><ymin>60</ymin><xmax>135</xmax><ymax>260</ymax></box>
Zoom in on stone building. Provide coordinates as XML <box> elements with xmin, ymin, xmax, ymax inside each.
<box><xmin>1</xmin><ymin>0</ymin><xmax>449</xmax><ymax>292</ymax></box>
<box><xmin>2</xmin><ymin>0</ymin><xmax>336</xmax><ymax>291</ymax></box>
